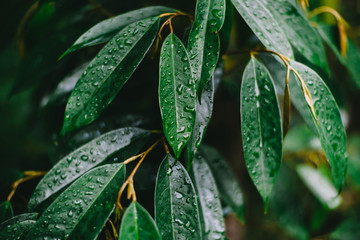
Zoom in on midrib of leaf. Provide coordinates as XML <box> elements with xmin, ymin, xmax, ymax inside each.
<box><xmin>66</xmin><ymin>164</ymin><xmax>123</xmax><ymax>239</ymax></box>
<box><xmin>168</xmin><ymin>161</ymin><xmax>176</xmax><ymax>240</ymax></box>
<box><xmin>170</xmin><ymin>35</ymin><xmax>180</xmax><ymax>151</ymax></box>
<box><xmin>71</xmin><ymin>19</ymin><xmax>157</xmax><ymax>125</ymax></box>
<box><xmin>252</xmin><ymin>59</ymin><xmax>267</xmax><ymax>195</ymax></box>
<box><xmin>133</xmin><ymin>204</ymin><xmax>139</xmax><ymax>240</ymax></box>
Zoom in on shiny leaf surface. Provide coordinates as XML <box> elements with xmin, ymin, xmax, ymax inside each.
<box><xmin>25</xmin><ymin>163</ymin><xmax>126</xmax><ymax>240</ymax></box>
<box><xmin>159</xmin><ymin>33</ymin><xmax>196</xmax><ymax>159</ymax></box>
<box><xmin>28</xmin><ymin>127</ymin><xmax>149</xmax><ymax>210</ymax></box>
<box><xmin>240</xmin><ymin>57</ymin><xmax>282</xmax><ymax>210</ymax></box>
<box><xmin>0</xmin><ymin>201</ymin><xmax>13</xmax><ymax>223</ymax></box>
<box><xmin>0</xmin><ymin>213</ymin><xmax>38</xmax><ymax>232</ymax></box>
<box><xmin>190</xmin><ymin>153</ymin><xmax>225</xmax><ymax>240</ymax></box>
<box><xmin>155</xmin><ymin>154</ymin><xmax>202</xmax><ymax>239</ymax></box>
<box><xmin>60</xmin><ymin>6</ymin><xmax>175</xmax><ymax>59</ymax></box>
<box><xmin>119</xmin><ymin>201</ymin><xmax>161</xmax><ymax>240</ymax></box>
<box><xmin>260</xmin><ymin>0</ymin><xmax>328</xmax><ymax>72</ymax></box>
<box><xmin>0</xmin><ymin>220</ymin><xmax>36</xmax><ymax>240</ymax></box>
<box><xmin>219</xmin><ymin>0</ymin><xmax>233</xmax><ymax>55</ymax></box>
<box><xmin>290</xmin><ymin>61</ymin><xmax>348</xmax><ymax>190</ymax></box>
<box><xmin>231</xmin><ymin>0</ymin><xmax>293</xmax><ymax>58</ymax></box>
<box><xmin>187</xmin><ymin>0</ymin><xmax>225</xmax><ymax>95</ymax></box>
<box><xmin>61</xmin><ymin>17</ymin><xmax>160</xmax><ymax>134</ymax></box>
<box><xmin>199</xmin><ymin>145</ymin><xmax>245</xmax><ymax>222</ymax></box>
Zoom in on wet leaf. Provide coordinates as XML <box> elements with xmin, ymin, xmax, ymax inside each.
<box><xmin>0</xmin><ymin>220</ymin><xmax>36</xmax><ymax>240</ymax></box>
<box><xmin>296</xmin><ymin>165</ymin><xmax>342</xmax><ymax>209</ymax></box>
<box><xmin>60</xmin><ymin>6</ymin><xmax>176</xmax><ymax>59</ymax></box>
<box><xmin>28</xmin><ymin>127</ymin><xmax>150</xmax><ymax>210</ymax></box>
<box><xmin>260</xmin><ymin>0</ymin><xmax>328</xmax><ymax>72</ymax></box>
<box><xmin>187</xmin><ymin>0</ymin><xmax>225</xmax><ymax>96</ymax></box>
<box><xmin>61</xmin><ymin>17</ymin><xmax>160</xmax><ymax>134</ymax></box>
<box><xmin>0</xmin><ymin>213</ymin><xmax>38</xmax><ymax>232</ymax></box>
<box><xmin>187</xmin><ymin>73</ymin><xmax>215</xmax><ymax>169</ymax></box>
<box><xmin>119</xmin><ymin>201</ymin><xmax>161</xmax><ymax>240</ymax></box>
<box><xmin>190</xmin><ymin>153</ymin><xmax>225</xmax><ymax>240</ymax></box>
<box><xmin>155</xmin><ymin>154</ymin><xmax>202</xmax><ymax>239</ymax></box>
<box><xmin>240</xmin><ymin>57</ymin><xmax>282</xmax><ymax>211</ymax></box>
<box><xmin>25</xmin><ymin>163</ymin><xmax>126</xmax><ymax>240</ymax></box>
<box><xmin>231</xmin><ymin>0</ymin><xmax>293</xmax><ymax>58</ymax></box>
<box><xmin>0</xmin><ymin>202</ymin><xmax>13</xmax><ymax>224</ymax></box>
<box><xmin>290</xmin><ymin>61</ymin><xmax>348</xmax><ymax>191</ymax></box>
<box><xmin>219</xmin><ymin>0</ymin><xmax>233</xmax><ymax>55</ymax></box>
<box><xmin>317</xmin><ymin>24</ymin><xmax>360</xmax><ymax>88</ymax></box>
<box><xmin>159</xmin><ymin>33</ymin><xmax>196</xmax><ymax>159</ymax></box>
<box><xmin>199</xmin><ymin>145</ymin><xmax>245</xmax><ymax>222</ymax></box>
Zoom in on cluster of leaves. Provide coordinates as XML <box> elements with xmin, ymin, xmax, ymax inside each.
<box><xmin>1</xmin><ymin>0</ymin><xmax>360</xmax><ymax>239</ymax></box>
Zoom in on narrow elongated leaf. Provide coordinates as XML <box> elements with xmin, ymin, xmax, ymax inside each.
<box><xmin>0</xmin><ymin>202</ymin><xmax>13</xmax><ymax>223</ymax></box>
<box><xmin>159</xmin><ymin>33</ymin><xmax>196</xmax><ymax>159</ymax></box>
<box><xmin>190</xmin><ymin>154</ymin><xmax>225</xmax><ymax>240</ymax></box>
<box><xmin>199</xmin><ymin>145</ymin><xmax>245</xmax><ymax>222</ymax></box>
<box><xmin>297</xmin><ymin>165</ymin><xmax>342</xmax><ymax>209</ymax></box>
<box><xmin>61</xmin><ymin>17</ymin><xmax>160</xmax><ymax>134</ymax></box>
<box><xmin>119</xmin><ymin>202</ymin><xmax>161</xmax><ymax>240</ymax></box>
<box><xmin>231</xmin><ymin>0</ymin><xmax>293</xmax><ymax>58</ymax></box>
<box><xmin>60</xmin><ymin>6</ymin><xmax>176</xmax><ymax>59</ymax></box>
<box><xmin>25</xmin><ymin>163</ymin><xmax>126</xmax><ymax>240</ymax></box>
<box><xmin>187</xmin><ymin>73</ymin><xmax>214</xmax><ymax>169</ymax></box>
<box><xmin>259</xmin><ymin>0</ymin><xmax>328</xmax><ymax>72</ymax></box>
<box><xmin>155</xmin><ymin>154</ymin><xmax>202</xmax><ymax>239</ymax></box>
<box><xmin>28</xmin><ymin>127</ymin><xmax>150</xmax><ymax>210</ymax></box>
<box><xmin>290</xmin><ymin>61</ymin><xmax>348</xmax><ymax>190</ymax></box>
<box><xmin>0</xmin><ymin>220</ymin><xmax>36</xmax><ymax>240</ymax></box>
<box><xmin>317</xmin><ymin>24</ymin><xmax>360</xmax><ymax>88</ymax></box>
<box><xmin>219</xmin><ymin>0</ymin><xmax>233</xmax><ymax>55</ymax></box>
<box><xmin>0</xmin><ymin>213</ymin><xmax>38</xmax><ymax>232</ymax></box>
<box><xmin>240</xmin><ymin>57</ymin><xmax>283</xmax><ymax>210</ymax></box>
<box><xmin>187</xmin><ymin>0</ymin><xmax>225</xmax><ymax>95</ymax></box>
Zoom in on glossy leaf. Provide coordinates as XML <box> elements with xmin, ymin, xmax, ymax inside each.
<box><xmin>199</xmin><ymin>145</ymin><xmax>245</xmax><ymax>222</ymax></box>
<box><xmin>317</xmin><ymin>24</ymin><xmax>360</xmax><ymax>88</ymax></box>
<box><xmin>297</xmin><ymin>165</ymin><xmax>342</xmax><ymax>209</ymax></box>
<box><xmin>231</xmin><ymin>0</ymin><xmax>293</xmax><ymax>58</ymax></box>
<box><xmin>0</xmin><ymin>220</ymin><xmax>36</xmax><ymax>240</ymax></box>
<box><xmin>190</xmin><ymin>153</ymin><xmax>225</xmax><ymax>240</ymax></box>
<box><xmin>159</xmin><ymin>33</ymin><xmax>196</xmax><ymax>159</ymax></box>
<box><xmin>290</xmin><ymin>61</ymin><xmax>348</xmax><ymax>191</ymax></box>
<box><xmin>0</xmin><ymin>213</ymin><xmax>38</xmax><ymax>232</ymax></box>
<box><xmin>60</xmin><ymin>6</ymin><xmax>176</xmax><ymax>59</ymax></box>
<box><xmin>187</xmin><ymin>0</ymin><xmax>225</xmax><ymax>95</ymax></box>
<box><xmin>28</xmin><ymin>127</ymin><xmax>150</xmax><ymax>210</ymax></box>
<box><xmin>0</xmin><ymin>201</ymin><xmax>13</xmax><ymax>223</ymax></box>
<box><xmin>219</xmin><ymin>0</ymin><xmax>233</xmax><ymax>55</ymax></box>
<box><xmin>155</xmin><ymin>154</ymin><xmax>202</xmax><ymax>239</ymax></box>
<box><xmin>25</xmin><ymin>163</ymin><xmax>126</xmax><ymax>240</ymax></box>
<box><xmin>260</xmin><ymin>0</ymin><xmax>328</xmax><ymax>72</ymax></box>
<box><xmin>187</xmin><ymin>73</ymin><xmax>215</xmax><ymax>169</ymax></box>
<box><xmin>61</xmin><ymin>17</ymin><xmax>160</xmax><ymax>134</ymax></box>
<box><xmin>240</xmin><ymin>57</ymin><xmax>282</xmax><ymax>210</ymax></box>
<box><xmin>119</xmin><ymin>201</ymin><xmax>161</xmax><ymax>240</ymax></box>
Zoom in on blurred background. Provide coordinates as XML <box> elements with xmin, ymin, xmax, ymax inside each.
<box><xmin>0</xmin><ymin>0</ymin><xmax>360</xmax><ymax>239</ymax></box>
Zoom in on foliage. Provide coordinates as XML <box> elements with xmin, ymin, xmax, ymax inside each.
<box><xmin>1</xmin><ymin>0</ymin><xmax>360</xmax><ymax>239</ymax></box>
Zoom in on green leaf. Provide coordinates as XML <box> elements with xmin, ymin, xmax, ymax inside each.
<box><xmin>259</xmin><ymin>0</ymin><xmax>328</xmax><ymax>72</ymax></box>
<box><xmin>199</xmin><ymin>144</ymin><xmax>245</xmax><ymax>222</ymax></box>
<box><xmin>317</xmin><ymin>24</ymin><xmax>360</xmax><ymax>88</ymax></box>
<box><xmin>296</xmin><ymin>165</ymin><xmax>342</xmax><ymax>209</ymax></box>
<box><xmin>231</xmin><ymin>0</ymin><xmax>293</xmax><ymax>58</ymax></box>
<box><xmin>61</xmin><ymin>17</ymin><xmax>160</xmax><ymax>134</ymax></box>
<box><xmin>119</xmin><ymin>202</ymin><xmax>161</xmax><ymax>240</ymax></box>
<box><xmin>190</xmin><ymin>153</ymin><xmax>225</xmax><ymax>240</ymax></box>
<box><xmin>187</xmin><ymin>0</ymin><xmax>225</xmax><ymax>95</ymax></box>
<box><xmin>155</xmin><ymin>154</ymin><xmax>202</xmax><ymax>239</ymax></box>
<box><xmin>290</xmin><ymin>61</ymin><xmax>348</xmax><ymax>191</ymax></box>
<box><xmin>159</xmin><ymin>33</ymin><xmax>196</xmax><ymax>159</ymax></box>
<box><xmin>0</xmin><ymin>202</ymin><xmax>13</xmax><ymax>223</ymax></box>
<box><xmin>28</xmin><ymin>127</ymin><xmax>150</xmax><ymax>210</ymax></box>
<box><xmin>219</xmin><ymin>0</ymin><xmax>233</xmax><ymax>55</ymax></box>
<box><xmin>0</xmin><ymin>213</ymin><xmax>38</xmax><ymax>232</ymax></box>
<box><xmin>0</xmin><ymin>220</ymin><xmax>36</xmax><ymax>240</ymax></box>
<box><xmin>240</xmin><ymin>57</ymin><xmax>282</xmax><ymax>211</ymax></box>
<box><xmin>187</xmin><ymin>73</ymin><xmax>215</xmax><ymax>169</ymax></box>
<box><xmin>60</xmin><ymin>6</ymin><xmax>176</xmax><ymax>59</ymax></box>
<box><xmin>25</xmin><ymin>163</ymin><xmax>126</xmax><ymax>240</ymax></box>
